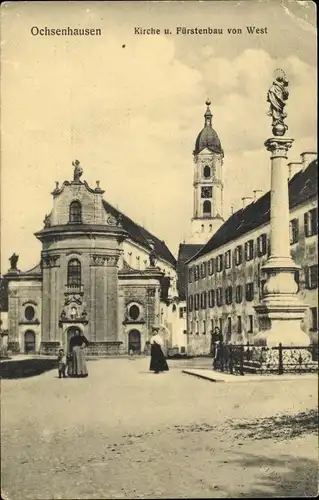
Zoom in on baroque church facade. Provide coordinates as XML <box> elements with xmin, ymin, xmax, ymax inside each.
<box><xmin>4</xmin><ymin>161</ymin><xmax>178</xmax><ymax>356</ymax></box>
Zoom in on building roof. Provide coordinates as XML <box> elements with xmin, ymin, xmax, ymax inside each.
<box><xmin>187</xmin><ymin>158</ymin><xmax>318</xmax><ymax>263</ymax></box>
<box><xmin>193</xmin><ymin>101</ymin><xmax>223</xmax><ymax>156</ymax></box>
<box><xmin>102</xmin><ymin>200</ymin><xmax>177</xmax><ymax>268</ymax></box>
<box><xmin>177</xmin><ymin>243</ymin><xmax>203</xmax><ymax>299</ymax></box>
<box><xmin>194</xmin><ymin>127</ymin><xmax>223</xmax><ymax>156</ymax></box>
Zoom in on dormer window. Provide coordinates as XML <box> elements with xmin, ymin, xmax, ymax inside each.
<box><xmin>69</xmin><ymin>200</ymin><xmax>82</xmax><ymax>224</ymax></box>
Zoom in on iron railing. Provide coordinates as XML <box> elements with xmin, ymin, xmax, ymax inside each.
<box><xmin>212</xmin><ymin>343</ymin><xmax>318</xmax><ymax>375</ymax></box>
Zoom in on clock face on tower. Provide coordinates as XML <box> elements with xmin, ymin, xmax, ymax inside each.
<box><xmin>201</xmin><ymin>186</ymin><xmax>212</xmax><ymax>198</ymax></box>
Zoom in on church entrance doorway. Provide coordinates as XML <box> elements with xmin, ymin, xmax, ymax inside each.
<box><xmin>24</xmin><ymin>330</ymin><xmax>36</xmax><ymax>354</ymax></box>
<box><xmin>128</xmin><ymin>330</ymin><xmax>141</xmax><ymax>354</ymax></box>
<box><xmin>66</xmin><ymin>326</ymin><xmax>81</xmax><ymax>353</ymax></box>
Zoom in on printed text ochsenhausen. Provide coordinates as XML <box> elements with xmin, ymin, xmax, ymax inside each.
<box><xmin>31</xmin><ymin>27</ymin><xmax>102</xmax><ymax>36</ymax></box>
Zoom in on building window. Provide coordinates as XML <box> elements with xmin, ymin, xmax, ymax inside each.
<box><xmin>188</xmin><ymin>295</ymin><xmax>193</xmax><ymax>312</ymax></box>
<box><xmin>245</xmin><ymin>282</ymin><xmax>254</xmax><ymax>301</ymax></box>
<box><xmin>289</xmin><ymin>219</ymin><xmax>299</xmax><ymax>244</ymax></box>
<box><xmin>245</xmin><ymin>240</ymin><xmax>254</xmax><ymax>261</ymax></box>
<box><xmin>305</xmin><ymin>265</ymin><xmax>318</xmax><ymax>289</ymax></box>
<box><xmin>194</xmin><ymin>294</ymin><xmax>199</xmax><ymax>310</ymax></box>
<box><xmin>194</xmin><ymin>265</ymin><xmax>200</xmax><ymax>281</ymax></box>
<box><xmin>196</xmin><ymin>320</ymin><xmax>199</xmax><ymax>335</ymax></box>
<box><xmin>203</xmin><ymin>200</ymin><xmax>212</xmax><ymax>217</ymax></box>
<box><xmin>235</xmin><ymin>285</ymin><xmax>243</xmax><ymax>303</ymax></box>
<box><xmin>67</xmin><ymin>259</ymin><xmax>81</xmax><ymax>285</ymax></box>
<box><xmin>235</xmin><ymin>246</ymin><xmax>242</xmax><ymax>266</ymax></box>
<box><xmin>248</xmin><ymin>315</ymin><xmax>254</xmax><ymax>333</ymax></box>
<box><xmin>304</xmin><ymin>208</ymin><xmax>318</xmax><ymax>237</ymax></box>
<box><xmin>216</xmin><ymin>255</ymin><xmax>223</xmax><ymax>272</ymax></box>
<box><xmin>210</xmin><ymin>319</ymin><xmax>215</xmax><ymax>332</ymax></box>
<box><xmin>188</xmin><ymin>267</ymin><xmax>193</xmax><ymax>283</ymax></box>
<box><xmin>200</xmin><ymin>262</ymin><xmax>207</xmax><ymax>278</ymax></box>
<box><xmin>203</xmin><ymin>165</ymin><xmax>211</xmax><ymax>178</ymax></box>
<box><xmin>203</xmin><ymin>320</ymin><xmax>206</xmax><ymax>334</ymax></box>
<box><xmin>25</xmin><ymin>306</ymin><xmax>35</xmax><ymax>321</ymax></box>
<box><xmin>69</xmin><ymin>200</ymin><xmax>82</xmax><ymax>224</ymax></box>
<box><xmin>129</xmin><ymin>305</ymin><xmax>140</xmax><ymax>320</ymax></box>
<box><xmin>257</xmin><ymin>234</ymin><xmax>267</xmax><ymax>256</ymax></box>
<box><xmin>200</xmin><ymin>292</ymin><xmax>207</xmax><ymax>309</ymax></box>
<box><xmin>225</xmin><ymin>250</ymin><xmax>231</xmax><ymax>269</ymax></box>
<box><xmin>237</xmin><ymin>316</ymin><xmax>242</xmax><ymax>334</ymax></box>
<box><xmin>136</xmin><ymin>256</ymin><xmax>140</xmax><ymax>269</ymax></box>
<box><xmin>179</xmin><ymin>307</ymin><xmax>187</xmax><ymax>319</ymax></box>
<box><xmin>208</xmin><ymin>258</ymin><xmax>215</xmax><ymax>275</ymax></box>
<box><xmin>225</xmin><ymin>286</ymin><xmax>233</xmax><ymax>305</ymax></box>
<box><xmin>227</xmin><ymin>317</ymin><xmax>232</xmax><ymax>335</ymax></box>
<box><xmin>219</xmin><ymin>318</ymin><xmax>223</xmax><ymax>334</ymax></box>
<box><xmin>216</xmin><ymin>288</ymin><xmax>223</xmax><ymax>306</ymax></box>
<box><xmin>208</xmin><ymin>289</ymin><xmax>215</xmax><ymax>308</ymax></box>
<box><xmin>310</xmin><ymin>307</ymin><xmax>318</xmax><ymax>331</ymax></box>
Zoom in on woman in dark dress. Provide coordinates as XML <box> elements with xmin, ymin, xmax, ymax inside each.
<box><xmin>149</xmin><ymin>329</ymin><xmax>169</xmax><ymax>374</ymax></box>
<box><xmin>67</xmin><ymin>331</ymin><xmax>89</xmax><ymax>378</ymax></box>
<box><xmin>212</xmin><ymin>326</ymin><xmax>223</xmax><ymax>369</ymax></box>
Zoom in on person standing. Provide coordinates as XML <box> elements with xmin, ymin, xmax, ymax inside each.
<box><xmin>57</xmin><ymin>348</ymin><xmax>67</xmax><ymax>379</ymax></box>
<box><xmin>149</xmin><ymin>327</ymin><xmax>169</xmax><ymax>374</ymax></box>
<box><xmin>67</xmin><ymin>330</ymin><xmax>89</xmax><ymax>378</ymax></box>
<box><xmin>212</xmin><ymin>326</ymin><xmax>223</xmax><ymax>370</ymax></box>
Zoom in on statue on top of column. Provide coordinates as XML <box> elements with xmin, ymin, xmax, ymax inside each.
<box><xmin>72</xmin><ymin>159</ymin><xmax>83</xmax><ymax>181</ymax></box>
<box><xmin>267</xmin><ymin>69</ymin><xmax>289</xmax><ymax>137</ymax></box>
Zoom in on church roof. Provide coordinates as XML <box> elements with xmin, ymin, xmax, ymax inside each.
<box><xmin>102</xmin><ymin>200</ymin><xmax>177</xmax><ymax>268</ymax></box>
<box><xmin>194</xmin><ymin>127</ymin><xmax>223</xmax><ymax>156</ymax></box>
<box><xmin>177</xmin><ymin>243</ymin><xmax>203</xmax><ymax>300</ymax></box>
<box><xmin>194</xmin><ymin>100</ymin><xmax>223</xmax><ymax>156</ymax></box>
<box><xmin>187</xmin><ymin>159</ymin><xmax>318</xmax><ymax>263</ymax></box>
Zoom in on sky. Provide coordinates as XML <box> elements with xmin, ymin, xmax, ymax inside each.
<box><xmin>1</xmin><ymin>0</ymin><xmax>317</xmax><ymax>272</ymax></box>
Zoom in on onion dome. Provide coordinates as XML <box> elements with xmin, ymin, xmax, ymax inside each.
<box><xmin>194</xmin><ymin>100</ymin><xmax>223</xmax><ymax>156</ymax></box>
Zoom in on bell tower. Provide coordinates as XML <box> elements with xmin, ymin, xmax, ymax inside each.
<box><xmin>187</xmin><ymin>100</ymin><xmax>224</xmax><ymax>245</ymax></box>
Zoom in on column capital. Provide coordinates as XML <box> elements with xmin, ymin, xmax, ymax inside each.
<box><xmin>264</xmin><ymin>137</ymin><xmax>294</xmax><ymax>159</ymax></box>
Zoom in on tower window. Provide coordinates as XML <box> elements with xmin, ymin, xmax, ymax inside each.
<box><xmin>67</xmin><ymin>259</ymin><xmax>81</xmax><ymax>286</ymax></box>
<box><xmin>69</xmin><ymin>200</ymin><xmax>82</xmax><ymax>224</ymax></box>
<box><xmin>203</xmin><ymin>200</ymin><xmax>212</xmax><ymax>217</ymax></box>
<box><xmin>203</xmin><ymin>165</ymin><xmax>211</xmax><ymax>178</ymax></box>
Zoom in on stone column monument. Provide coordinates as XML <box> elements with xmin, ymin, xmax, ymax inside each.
<box><xmin>254</xmin><ymin>69</ymin><xmax>310</xmax><ymax>349</ymax></box>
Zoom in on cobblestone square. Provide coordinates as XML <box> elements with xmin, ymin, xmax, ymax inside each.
<box><xmin>1</xmin><ymin>357</ymin><xmax>318</xmax><ymax>499</ymax></box>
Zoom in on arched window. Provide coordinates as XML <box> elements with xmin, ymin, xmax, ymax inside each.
<box><xmin>69</xmin><ymin>200</ymin><xmax>82</xmax><ymax>224</ymax></box>
<box><xmin>203</xmin><ymin>200</ymin><xmax>212</xmax><ymax>217</ymax></box>
<box><xmin>203</xmin><ymin>165</ymin><xmax>211</xmax><ymax>178</ymax></box>
<box><xmin>67</xmin><ymin>259</ymin><xmax>81</xmax><ymax>285</ymax></box>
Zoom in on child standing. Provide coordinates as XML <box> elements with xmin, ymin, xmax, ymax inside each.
<box><xmin>57</xmin><ymin>348</ymin><xmax>67</xmax><ymax>378</ymax></box>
